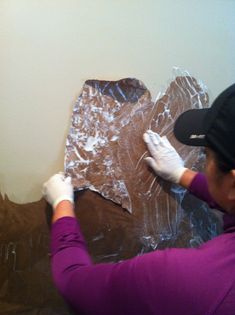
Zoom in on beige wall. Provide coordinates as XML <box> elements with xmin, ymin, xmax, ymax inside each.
<box><xmin>1</xmin><ymin>0</ymin><xmax>235</xmax><ymax>203</ymax></box>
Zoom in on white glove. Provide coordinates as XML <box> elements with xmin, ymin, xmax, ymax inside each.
<box><xmin>42</xmin><ymin>173</ymin><xmax>74</xmax><ymax>209</ymax></box>
<box><xmin>143</xmin><ymin>130</ymin><xmax>187</xmax><ymax>183</ymax></box>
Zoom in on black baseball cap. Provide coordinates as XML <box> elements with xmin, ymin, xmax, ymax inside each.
<box><xmin>174</xmin><ymin>83</ymin><xmax>235</xmax><ymax>169</ymax></box>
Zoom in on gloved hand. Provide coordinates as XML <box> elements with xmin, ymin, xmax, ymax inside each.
<box><xmin>143</xmin><ymin>130</ymin><xmax>187</xmax><ymax>183</ymax></box>
<box><xmin>42</xmin><ymin>173</ymin><xmax>74</xmax><ymax>209</ymax></box>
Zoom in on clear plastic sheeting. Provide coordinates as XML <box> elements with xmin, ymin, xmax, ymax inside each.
<box><xmin>65</xmin><ymin>69</ymin><xmax>222</xmax><ymax>253</ymax></box>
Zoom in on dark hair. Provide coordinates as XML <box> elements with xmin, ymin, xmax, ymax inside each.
<box><xmin>213</xmin><ymin>151</ymin><xmax>233</xmax><ymax>173</ymax></box>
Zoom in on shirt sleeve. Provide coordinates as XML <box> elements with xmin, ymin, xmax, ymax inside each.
<box><xmin>50</xmin><ymin>216</ymin><xmax>223</xmax><ymax>315</ymax></box>
<box><xmin>188</xmin><ymin>172</ymin><xmax>220</xmax><ymax>209</ymax></box>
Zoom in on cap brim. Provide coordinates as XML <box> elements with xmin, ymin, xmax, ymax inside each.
<box><xmin>173</xmin><ymin>108</ymin><xmax>209</xmax><ymax>146</ymax></box>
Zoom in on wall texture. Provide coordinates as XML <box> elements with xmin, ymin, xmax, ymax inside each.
<box><xmin>0</xmin><ymin>0</ymin><xmax>235</xmax><ymax>203</ymax></box>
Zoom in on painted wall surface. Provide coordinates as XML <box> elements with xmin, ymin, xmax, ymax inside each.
<box><xmin>0</xmin><ymin>0</ymin><xmax>235</xmax><ymax>203</ymax></box>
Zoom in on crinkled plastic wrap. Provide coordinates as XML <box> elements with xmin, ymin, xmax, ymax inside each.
<box><xmin>65</xmin><ymin>69</ymin><xmax>222</xmax><ymax>257</ymax></box>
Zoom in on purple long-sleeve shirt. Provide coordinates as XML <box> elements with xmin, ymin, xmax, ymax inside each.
<box><xmin>50</xmin><ymin>173</ymin><xmax>235</xmax><ymax>314</ymax></box>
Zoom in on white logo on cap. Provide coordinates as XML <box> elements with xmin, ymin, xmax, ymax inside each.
<box><xmin>190</xmin><ymin>134</ymin><xmax>205</xmax><ymax>139</ymax></box>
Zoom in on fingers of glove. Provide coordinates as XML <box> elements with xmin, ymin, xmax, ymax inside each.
<box><xmin>147</xmin><ymin>138</ymin><xmax>172</xmax><ymax>162</ymax></box>
<box><xmin>143</xmin><ymin>133</ymin><xmax>160</xmax><ymax>160</ymax></box>
<box><xmin>143</xmin><ymin>132</ymin><xmax>151</xmax><ymax>144</ymax></box>
<box><xmin>146</xmin><ymin>141</ymin><xmax>160</xmax><ymax>161</ymax></box>
<box><xmin>144</xmin><ymin>157</ymin><xmax>160</xmax><ymax>174</ymax></box>
<box><xmin>50</xmin><ymin>173</ymin><xmax>65</xmax><ymax>183</ymax></box>
<box><xmin>161</xmin><ymin>137</ymin><xmax>181</xmax><ymax>158</ymax></box>
<box><xmin>161</xmin><ymin>137</ymin><xmax>184</xmax><ymax>163</ymax></box>
<box><xmin>64</xmin><ymin>176</ymin><xmax>72</xmax><ymax>185</ymax></box>
<box><xmin>64</xmin><ymin>177</ymin><xmax>74</xmax><ymax>194</ymax></box>
<box><xmin>145</xmin><ymin>130</ymin><xmax>162</xmax><ymax>146</ymax></box>
<box><xmin>42</xmin><ymin>173</ymin><xmax>65</xmax><ymax>197</ymax></box>
<box><xmin>161</xmin><ymin>136</ymin><xmax>174</xmax><ymax>149</ymax></box>
<box><xmin>145</xmin><ymin>130</ymin><xmax>170</xmax><ymax>154</ymax></box>
<box><xmin>143</xmin><ymin>130</ymin><xmax>181</xmax><ymax>164</ymax></box>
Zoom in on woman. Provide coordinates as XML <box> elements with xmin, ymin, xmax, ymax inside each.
<box><xmin>43</xmin><ymin>84</ymin><xmax>235</xmax><ymax>314</ymax></box>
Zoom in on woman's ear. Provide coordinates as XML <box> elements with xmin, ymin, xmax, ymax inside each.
<box><xmin>228</xmin><ymin>170</ymin><xmax>235</xmax><ymax>200</ymax></box>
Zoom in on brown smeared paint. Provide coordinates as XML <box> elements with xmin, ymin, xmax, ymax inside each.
<box><xmin>65</xmin><ymin>76</ymin><xmax>208</xmax><ymax>214</ymax></box>
<box><xmin>0</xmin><ymin>75</ymin><xmax>222</xmax><ymax>314</ymax></box>
<box><xmin>65</xmin><ymin>74</ymin><xmax>221</xmax><ymax>252</ymax></box>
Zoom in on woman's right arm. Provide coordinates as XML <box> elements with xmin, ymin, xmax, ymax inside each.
<box><xmin>143</xmin><ymin>130</ymin><xmax>219</xmax><ymax>208</ymax></box>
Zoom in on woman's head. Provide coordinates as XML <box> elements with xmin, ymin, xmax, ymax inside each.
<box><xmin>174</xmin><ymin>83</ymin><xmax>235</xmax><ymax>213</ymax></box>
<box><xmin>205</xmin><ymin>148</ymin><xmax>235</xmax><ymax>213</ymax></box>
